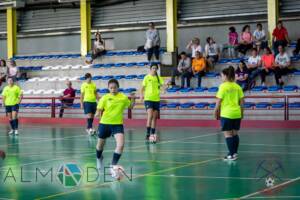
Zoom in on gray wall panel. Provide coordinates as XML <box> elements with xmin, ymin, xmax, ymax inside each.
<box><xmin>93</xmin><ymin>0</ymin><xmax>166</xmax><ymax>26</ymax></box>
<box><xmin>18</xmin><ymin>34</ymin><xmax>80</xmax><ymax>55</ymax></box>
<box><xmin>0</xmin><ymin>11</ymin><xmax>6</xmax><ymax>33</ymax></box>
<box><xmin>281</xmin><ymin>0</ymin><xmax>300</xmax><ymax>15</ymax></box>
<box><xmin>0</xmin><ymin>39</ymin><xmax>7</xmax><ymax>58</ymax></box>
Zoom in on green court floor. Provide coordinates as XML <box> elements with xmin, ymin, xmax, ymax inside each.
<box><xmin>0</xmin><ymin>124</ymin><xmax>299</xmax><ymax>200</ymax></box>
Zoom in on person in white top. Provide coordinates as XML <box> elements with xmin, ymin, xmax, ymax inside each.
<box><xmin>7</xmin><ymin>60</ymin><xmax>19</xmax><ymax>82</ymax></box>
<box><xmin>253</xmin><ymin>23</ymin><xmax>267</xmax><ymax>53</ymax></box>
<box><xmin>87</xmin><ymin>31</ymin><xmax>106</xmax><ymax>64</ymax></box>
<box><xmin>247</xmin><ymin>48</ymin><xmax>262</xmax><ymax>82</ymax></box>
<box><xmin>186</xmin><ymin>37</ymin><xmax>202</xmax><ymax>58</ymax></box>
<box><xmin>205</xmin><ymin>37</ymin><xmax>220</xmax><ymax>70</ymax></box>
<box><xmin>274</xmin><ymin>45</ymin><xmax>291</xmax><ymax>86</ymax></box>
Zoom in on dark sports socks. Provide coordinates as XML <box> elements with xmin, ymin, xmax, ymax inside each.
<box><xmin>146</xmin><ymin>127</ymin><xmax>151</xmax><ymax>135</ymax></box>
<box><xmin>225</xmin><ymin>137</ymin><xmax>235</xmax><ymax>156</ymax></box>
<box><xmin>96</xmin><ymin>149</ymin><xmax>103</xmax><ymax>159</ymax></box>
<box><xmin>112</xmin><ymin>153</ymin><xmax>122</xmax><ymax>165</ymax></box>
<box><xmin>87</xmin><ymin>118</ymin><xmax>94</xmax><ymax>129</ymax></box>
<box><xmin>151</xmin><ymin>128</ymin><xmax>156</xmax><ymax>135</ymax></box>
<box><xmin>9</xmin><ymin>120</ymin><xmax>14</xmax><ymax>130</ymax></box>
<box><xmin>15</xmin><ymin>119</ymin><xmax>18</xmax><ymax>129</ymax></box>
<box><xmin>232</xmin><ymin>135</ymin><xmax>240</xmax><ymax>154</ymax></box>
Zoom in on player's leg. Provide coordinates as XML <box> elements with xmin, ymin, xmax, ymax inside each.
<box><xmin>6</xmin><ymin>107</ymin><xmax>14</xmax><ymax>134</ymax></box>
<box><xmin>96</xmin><ymin>124</ymin><xmax>108</xmax><ymax>170</ymax></box>
<box><xmin>150</xmin><ymin>110</ymin><xmax>159</xmax><ymax>143</ymax></box>
<box><xmin>145</xmin><ymin>102</ymin><xmax>154</xmax><ymax>140</ymax></box>
<box><xmin>112</xmin><ymin>133</ymin><xmax>124</xmax><ymax>166</ymax></box>
<box><xmin>12</xmin><ymin>109</ymin><xmax>19</xmax><ymax>135</ymax></box>
<box><xmin>221</xmin><ymin>117</ymin><xmax>236</xmax><ymax>161</ymax></box>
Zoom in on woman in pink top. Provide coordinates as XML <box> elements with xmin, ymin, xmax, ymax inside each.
<box><xmin>237</xmin><ymin>25</ymin><xmax>253</xmax><ymax>55</ymax></box>
<box><xmin>260</xmin><ymin>47</ymin><xmax>275</xmax><ymax>86</ymax></box>
<box><xmin>228</xmin><ymin>26</ymin><xmax>238</xmax><ymax>58</ymax></box>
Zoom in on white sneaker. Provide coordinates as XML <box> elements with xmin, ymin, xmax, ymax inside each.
<box><xmin>96</xmin><ymin>156</ymin><xmax>103</xmax><ymax>171</ymax></box>
<box><xmin>110</xmin><ymin>165</ymin><xmax>124</xmax><ymax>181</ymax></box>
<box><xmin>233</xmin><ymin>153</ymin><xmax>238</xmax><ymax>159</ymax></box>
<box><xmin>90</xmin><ymin>128</ymin><xmax>95</xmax><ymax>136</ymax></box>
<box><xmin>223</xmin><ymin>155</ymin><xmax>237</xmax><ymax>161</ymax></box>
<box><xmin>14</xmin><ymin>130</ymin><xmax>18</xmax><ymax>135</ymax></box>
<box><xmin>8</xmin><ymin>130</ymin><xmax>14</xmax><ymax>135</ymax></box>
<box><xmin>86</xmin><ymin>129</ymin><xmax>90</xmax><ymax>135</ymax></box>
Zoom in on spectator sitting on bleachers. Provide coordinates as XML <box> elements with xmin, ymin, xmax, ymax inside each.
<box><xmin>293</xmin><ymin>38</ymin><xmax>300</xmax><ymax>56</ymax></box>
<box><xmin>145</xmin><ymin>22</ymin><xmax>160</xmax><ymax>62</ymax></box>
<box><xmin>186</xmin><ymin>37</ymin><xmax>202</xmax><ymax>58</ymax></box>
<box><xmin>274</xmin><ymin>45</ymin><xmax>291</xmax><ymax>86</ymax></box>
<box><xmin>87</xmin><ymin>31</ymin><xmax>106</xmax><ymax>64</ymax></box>
<box><xmin>192</xmin><ymin>51</ymin><xmax>206</xmax><ymax>88</ymax></box>
<box><xmin>205</xmin><ymin>37</ymin><xmax>220</xmax><ymax>70</ymax></box>
<box><xmin>235</xmin><ymin>61</ymin><xmax>249</xmax><ymax>91</ymax></box>
<box><xmin>178</xmin><ymin>52</ymin><xmax>192</xmax><ymax>88</ymax></box>
<box><xmin>260</xmin><ymin>47</ymin><xmax>275</xmax><ymax>86</ymax></box>
<box><xmin>272</xmin><ymin>21</ymin><xmax>290</xmax><ymax>56</ymax></box>
<box><xmin>237</xmin><ymin>25</ymin><xmax>253</xmax><ymax>55</ymax></box>
<box><xmin>253</xmin><ymin>23</ymin><xmax>267</xmax><ymax>53</ymax></box>
<box><xmin>247</xmin><ymin>48</ymin><xmax>262</xmax><ymax>86</ymax></box>
<box><xmin>7</xmin><ymin>60</ymin><xmax>20</xmax><ymax>81</ymax></box>
<box><xmin>59</xmin><ymin>80</ymin><xmax>76</xmax><ymax>118</ymax></box>
<box><xmin>228</xmin><ymin>26</ymin><xmax>238</xmax><ymax>58</ymax></box>
<box><xmin>0</xmin><ymin>59</ymin><xmax>7</xmax><ymax>88</ymax></box>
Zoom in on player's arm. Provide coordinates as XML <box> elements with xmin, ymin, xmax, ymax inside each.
<box><xmin>240</xmin><ymin>98</ymin><xmax>245</xmax><ymax>119</ymax></box>
<box><xmin>95</xmin><ymin>90</ymin><xmax>100</xmax><ymax>101</ymax></box>
<box><xmin>128</xmin><ymin>93</ymin><xmax>136</xmax><ymax>109</ymax></box>
<box><xmin>95</xmin><ymin>108</ymin><xmax>103</xmax><ymax>118</ymax></box>
<box><xmin>140</xmin><ymin>86</ymin><xmax>145</xmax><ymax>102</ymax></box>
<box><xmin>18</xmin><ymin>91</ymin><xmax>23</xmax><ymax>104</ymax></box>
<box><xmin>214</xmin><ymin>98</ymin><xmax>221</xmax><ymax>120</ymax></box>
<box><xmin>2</xmin><ymin>96</ymin><xmax>6</xmax><ymax>107</ymax></box>
<box><xmin>80</xmin><ymin>92</ymin><xmax>84</xmax><ymax>109</ymax></box>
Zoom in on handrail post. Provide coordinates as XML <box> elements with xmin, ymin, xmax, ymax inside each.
<box><xmin>51</xmin><ymin>97</ymin><xmax>56</xmax><ymax>118</ymax></box>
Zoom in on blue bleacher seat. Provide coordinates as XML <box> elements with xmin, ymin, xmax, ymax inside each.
<box><xmin>268</xmin><ymin>86</ymin><xmax>281</xmax><ymax>92</ymax></box>
<box><xmin>93</xmin><ymin>64</ymin><xmax>104</xmax><ymax>68</ymax></box>
<box><xmin>166</xmin><ymin>102</ymin><xmax>180</xmax><ymax>108</ymax></box>
<box><xmin>115</xmin><ymin>63</ymin><xmax>126</xmax><ymax>67</ymax></box>
<box><xmin>99</xmin><ymin>89</ymin><xmax>109</xmax><ymax>94</ymax></box>
<box><xmin>160</xmin><ymin>103</ymin><xmax>167</xmax><ymax>108</ymax></box>
<box><xmin>256</xmin><ymin>102</ymin><xmax>270</xmax><ymax>109</ymax></box>
<box><xmin>179</xmin><ymin>87</ymin><xmax>193</xmax><ymax>93</ymax></box>
<box><xmin>294</xmin><ymin>70</ymin><xmax>300</xmax><ymax>75</ymax></box>
<box><xmin>219</xmin><ymin>59</ymin><xmax>230</xmax><ymax>64</ymax></box>
<box><xmin>289</xmin><ymin>103</ymin><xmax>300</xmax><ymax>108</ymax></box>
<box><xmin>167</xmin><ymin>88</ymin><xmax>179</xmax><ymax>93</ymax></box>
<box><xmin>126</xmin><ymin>62</ymin><xmax>137</xmax><ymax>67</ymax></box>
<box><xmin>205</xmin><ymin>72</ymin><xmax>219</xmax><ymax>77</ymax></box>
<box><xmin>103</xmin><ymin>63</ymin><xmax>115</xmax><ymax>68</ymax></box>
<box><xmin>208</xmin><ymin>87</ymin><xmax>218</xmax><ymax>93</ymax></box>
<box><xmin>195</xmin><ymin>102</ymin><xmax>208</xmax><ymax>109</ymax></box>
<box><xmin>180</xmin><ymin>102</ymin><xmax>195</xmax><ymax>109</ymax></box>
<box><xmin>251</xmin><ymin>86</ymin><xmax>267</xmax><ymax>92</ymax></box>
<box><xmin>125</xmin><ymin>75</ymin><xmax>137</xmax><ymax>80</ymax></box>
<box><xmin>243</xmin><ymin>102</ymin><xmax>255</xmax><ymax>109</ymax></box>
<box><xmin>115</xmin><ymin>75</ymin><xmax>125</xmax><ymax>80</ymax></box>
<box><xmin>75</xmin><ymin>89</ymin><xmax>81</xmax><ymax>94</ymax></box>
<box><xmin>194</xmin><ymin>87</ymin><xmax>207</xmax><ymax>92</ymax></box>
<box><xmin>283</xmin><ymin>85</ymin><xmax>298</xmax><ymax>92</ymax></box>
<box><xmin>208</xmin><ymin>103</ymin><xmax>216</xmax><ymax>109</ymax></box>
<box><xmin>102</xmin><ymin>75</ymin><xmax>114</xmax><ymax>80</ymax></box>
<box><xmin>271</xmin><ymin>102</ymin><xmax>285</xmax><ymax>109</ymax></box>
<box><xmin>137</xmin><ymin>74</ymin><xmax>146</xmax><ymax>79</ymax></box>
<box><xmin>79</xmin><ymin>76</ymin><xmax>86</xmax><ymax>81</ymax></box>
<box><xmin>124</xmin><ymin>88</ymin><xmax>137</xmax><ymax>93</ymax></box>
<box><xmin>137</xmin><ymin>62</ymin><xmax>149</xmax><ymax>67</ymax></box>
<box><xmin>92</xmin><ymin>76</ymin><xmax>102</xmax><ymax>80</ymax></box>
<box><xmin>72</xmin><ymin>104</ymin><xmax>81</xmax><ymax>108</ymax></box>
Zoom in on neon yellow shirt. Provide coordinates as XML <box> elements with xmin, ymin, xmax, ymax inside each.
<box><xmin>81</xmin><ymin>82</ymin><xmax>97</xmax><ymax>102</ymax></box>
<box><xmin>142</xmin><ymin>74</ymin><xmax>164</xmax><ymax>102</ymax></box>
<box><xmin>216</xmin><ymin>82</ymin><xmax>244</xmax><ymax>119</ymax></box>
<box><xmin>97</xmin><ymin>92</ymin><xmax>131</xmax><ymax>124</ymax></box>
<box><xmin>2</xmin><ymin>85</ymin><xmax>22</xmax><ymax>106</ymax></box>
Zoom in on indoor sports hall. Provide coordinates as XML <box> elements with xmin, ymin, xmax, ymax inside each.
<box><xmin>0</xmin><ymin>0</ymin><xmax>300</xmax><ymax>200</ymax></box>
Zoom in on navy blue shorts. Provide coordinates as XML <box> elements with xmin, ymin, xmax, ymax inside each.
<box><xmin>221</xmin><ymin>117</ymin><xmax>241</xmax><ymax>131</ymax></box>
<box><xmin>144</xmin><ymin>101</ymin><xmax>160</xmax><ymax>111</ymax></box>
<box><xmin>83</xmin><ymin>102</ymin><xmax>97</xmax><ymax>114</ymax></box>
<box><xmin>5</xmin><ymin>104</ymin><xmax>19</xmax><ymax>113</ymax></box>
<box><xmin>98</xmin><ymin>124</ymin><xmax>124</xmax><ymax>139</ymax></box>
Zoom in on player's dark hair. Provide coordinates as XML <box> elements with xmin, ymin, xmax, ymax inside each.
<box><xmin>242</xmin><ymin>25</ymin><xmax>250</xmax><ymax>32</ymax></box>
<box><xmin>85</xmin><ymin>73</ymin><xmax>92</xmax><ymax>79</ymax></box>
<box><xmin>150</xmin><ymin>64</ymin><xmax>161</xmax><ymax>85</ymax></box>
<box><xmin>222</xmin><ymin>66</ymin><xmax>235</xmax><ymax>82</ymax></box>
<box><xmin>0</xmin><ymin>59</ymin><xmax>6</xmax><ymax>67</ymax></box>
<box><xmin>229</xmin><ymin>26</ymin><xmax>236</xmax><ymax>33</ymax></box>
<box><xmin>108</xmin><ymin>78</ymin><xmax>119</xmax><ymax>88</ymax></box>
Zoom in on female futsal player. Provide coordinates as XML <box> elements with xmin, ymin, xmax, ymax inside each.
<box><xmin>2</xmin><ymin>77</ymin><xmax>23</xmax><ymax>135</ymax></box>
<box><xmin>140</xmin><ymin>64</ymin><xmax>165</xmax><ymax>143</ymax></box>
<box><xmin>95</xmin><ymin>79</ymin><xmax>135</xmax><ymax>179</ymax></box>
<box><xmin>80</xmin><ymin>73</ymin><xmax>99</xmax><ymax>135</ymax></box>
<box><xmin>214</xmin><ymin>66</ymin><xmax>244</xmax><ymax>161</ymax></box>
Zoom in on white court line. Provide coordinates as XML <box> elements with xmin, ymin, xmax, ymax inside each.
<box><xmin>0</xmin><ymin>198</ymin><xmax>16</xmax><ymax>200</ymax></box>
<box><xmin>239</xmin><ymin>176</ymin><xmax>300</xmax><ymax>199</ymax></box>
<box><xmin>175</xmin><ymin>141</ymin><xmax>300</xmax><ymax>148</ymax></box>
<box><xmin>246</xmin><ymin>196</ymin><xmax>300</xmax><ymax>199</ymax></box>
<box><xmin>0</xmin><ymin>132</ymin><xmax>220</xmax><ymax>170</ymax></box>
<box><xmin>0</xmin><ymin>134</ymin><xmax>87</xmax><ymax>148</ymax></box>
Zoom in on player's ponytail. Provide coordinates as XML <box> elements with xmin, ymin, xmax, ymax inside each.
<box><xmin>222</xmin><ymin>66</ymin><xmax>235</xmax><ymax>82</ymax></box>
<box><xmin>150</xmin><ymin>64</ymin><xmax>161</xmax><ymax>85</ymax></box>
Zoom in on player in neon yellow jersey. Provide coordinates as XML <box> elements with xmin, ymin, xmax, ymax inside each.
<box><xmin>140</xmin><ymin>64</ymin><xmax>167</xmax><ymax>143</ymax></box>
<box><xmin>95</xmin><ymin>79</ymin><xmax>135</xmax><ymax>180</ymax></box>
<box><xmin>80</xmin><ymin>73</ymin><xmax>99</xmax><ymax>135</ymax></box>
<box><xmin>2</xmin><ymin>77</ymin><xmax>23</xmax><ymax>135</ymax></box>
<box><xmin>214</xmin><ymin>66</ymin><xmax>244</xmax><ymax>161</ymax></box>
